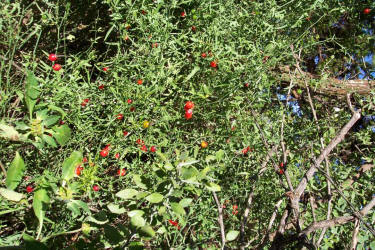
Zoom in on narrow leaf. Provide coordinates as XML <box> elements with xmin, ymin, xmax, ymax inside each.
<box><xmin>6</xmin><ymin>152</ymin><xmax>26</xmax><ymax>190</ymax></box>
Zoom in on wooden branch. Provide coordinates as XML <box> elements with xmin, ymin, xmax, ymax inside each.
<box><xmin>277</xmin><ymin>65</ymin><xmax>375</xmax><ymax>96</ymax></box>
<box><xmin>300</xmin><ymin>196</ymin><xmax>375</xmax><ymax>237</ymax></box>
<box><xmin>212</xmin><ymin>192</ymin><xmax>226</xmax><ymax>250</ymax></box>
<box><xmin>350</xmin><ymin>219</ymin><xmax>360</xmax><ymax>250</ymax></box>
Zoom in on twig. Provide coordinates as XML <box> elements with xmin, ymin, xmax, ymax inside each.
<box><xmin>41</xmin><ymin>228</ymin><xmax>82</xmax><ymax>243</ymax></box>
<box><xmin>0</xmin><ymin>161</ymin><xmax>7</xmax><ymax>177</ymax></box>
<box><xmin>346</xmin><ymin>93</ymin><xmax>355</xmax><ymax>114</ymax></box>
<box><xmin>350</xmin><ymin>219</ymin><xmax>360</xmax><ymax>250</ymax></box>
<box><xmin>212</xmin><ymin>192</ymin><xmax>226</xmax><ymax>250</ymax></box>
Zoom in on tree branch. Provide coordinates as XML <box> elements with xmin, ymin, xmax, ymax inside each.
<box><xmin>212</xmin><ymin>192</ymin><xmax>226</xmax><ymax>249</ymax></box>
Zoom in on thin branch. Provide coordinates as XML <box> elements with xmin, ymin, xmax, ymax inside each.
<box><xmin>350</xmin><ymin>219</ymin><xmax>360</xmax><ymax>250</ymax></box>
<box><xmin>212</xmin><ymin>192</ymin><xmax>226</xmax><ymax>250</ymax></box>
<box><xmin>346</xmin><ymin>93</ymin><xmax>355</xmax><ymax>114</ymax></box>
<box><xmin>0</xmin><ymin>161</ymin><xmax>7</xmax><ymax>177</ymax></box>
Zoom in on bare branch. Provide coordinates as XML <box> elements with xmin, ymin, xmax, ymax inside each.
<box><xmin>212</xmin><ymin>192</ymin><xmax>226</xmax><ymax>249</ymax></box>
<box><xmin>350</xmin><ymin>219</ymin><xmax>360</xmax><ymax>250</ymax></box>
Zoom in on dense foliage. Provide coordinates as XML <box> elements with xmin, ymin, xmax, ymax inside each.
<box><xmin>1</xmin><ymin>0</ymin><xmax>375</xmax><ymax>249</ymax></box>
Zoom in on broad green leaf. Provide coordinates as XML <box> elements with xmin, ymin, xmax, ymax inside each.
<box><xmin>170</xmin><ymin>202</ymin><xmax>186</xmax><ymax>216</ymax></box>
<box><xmin>23</xmin><ymin>234</ymin><xmax>48</xmax><ymax>250</ymax></box>
<box><xmin>131</xmin><ymin>215</ymin><xmax>145</xmax><ymax>227</ymax></box>
<box><xmin>0</xmin><ymin>123</ymin><xmax>21</xmax><ymax>141</ymax></box>
<box><xmin>87</xmin><ymin>211</ymin><xmax>108</xmax><ymax>225</ymax></box>
<box><xmin>145</xmin><ymin>193</ymin><xmax>164</xmax><ymax>203</ymax></box>
<box><xmin>179</xmin><ymin>198</ymin><xmax>193</xmax><ymax>208</ymax></box>
<box><xmin>35</xmin><ymin>109</ymin><xmax>49</xmax><ymax>120</ymax></box>
<box><xmin>48</xmin><ymin>104</ymin><xmax>67</xmax><ymax>118</ymax></box>
<box><xmin>71</xmin><ymin>200</ymin><xmax>90</xmax><ymax>214</ymax></box>
<box><xmin>116</xmin><ymin>189</ymin><xmax>138</xmax><ymax>200</ymax></box>
<box><xmin>67</xmin><ymin>202</ymin><xmax>80</xmax><ymax>217</ymax></box>
<box><xmin>215</xmin><ymin>150</ymin><xmax>225</xmax><ymax>161</ymax></box>
<box><xmin>52</xmin><ymin>124</ymin><xmax>71</xmax><ymax>146</ymax></box>
<box><xmin>133</xmin><ymin>174</ymin><xmax>147</xmax><ymax>189</ymax></box>
<box><xmin>156</xmin><ymin>151</ymin><xmax>167</xmax><ymax>161</ymax></box>
<box><xmin>33</xmin><ymin>189</ymin><xmax>50</xmax><ymax>233</ymax></box>
<box><xmin>164</xmin><ymin>162</ymin><xmax>174</xmax><ymax>171</ymax></box>
<box><xmin>205</xmin><ymin>155</ymin><xmax>216</xmax><ymax>162</ymax></box>
<box><xmin>205</xmin><ymin>182</ymin><xmax>221</xmax><ymax>192</ymax></box>
<box><xmin>128</xmin><ymin>210</ymin><xmax>145</xmax><ymax>217</ymax></box>
<box><xmin>180</xmin><ymin>166</ymin><xmax>199</xmax><ymax>180</ymax></box>
<box><xmin>6</xmin><ymin>152</ymin><xmax>26</xmax><ymax>190</ymax></box>
<box><xmin>140</xmin><ymin>225</ymin><xmax>156</xmax><ymax>237</ymax></box>
<box><xmin>136</xmin><ymin>191</ymin><xmax>149</xmax><ymax>199</ymax></box>
<box><xmin>43</xmin><ymin>115</ymin><xmax>60</xmax><ymax>127</ymax></box>
<box><xmin>61</xmin><ymin>151</ymin><xmax>83</xmax><ymax>181</ymax></box>
<box><xmin>108</xmin><ymin>203</ymin><xmax>126</xmax><ymax>214</ymax></box>
<box><xmin>25</xmin><ymin>71</ymin><xmax>40</xmax><ymax>117</ymax></box>
<box><xmin>0</xmin><ymin>188</ymin><xmax>24</xmax><ymax>201</ymax></box>
<box><xmin>226</xmin><ymin>230</ymin><xmax>239</xmax><ymax>241</ymax></box>
<box><xmin>42</xmin><ymin>134</ymin><xmax>57</xmax><ymax>148</ymax></box>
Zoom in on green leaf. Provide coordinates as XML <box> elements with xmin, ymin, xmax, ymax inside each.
<box><xmin>140</xmin><ymin>225</ymin><xmax>156</xmax><ymax>237</ymax></box>
<box><xmin>116</xmin><ymin>189</ymin><xmax>139</xmax><ymax>200</ymax></box>
<box><xmin>42</xmin><ymin>134</ymin><xmax>57</xmax><ymax>148</ymax></box>
<box><xmin>179</xmin><ymin>198</ymin><xmax>193</xmax><ymax>208</ymax></box>
<box><xmin>108</xmin><ymin>203</ymin><xmax>126</xmax><ymax>214</ymax></box>
<box><xmin>184</xmin><ymin>66</ymin><xmax>200</xmax><ymax>82</ymax></box>
<box><xmin>0</xmin><ymin>188</ymin><xmax>25</xmax><ymax>202</ymax></box>
<box><xmin>52</xmin><ymin>124</ymin><xmax>71</xmax><ymax>146</ymax></box>
<box><xmin>43</xmin><ymin>115</ymin><xmax>60</xmax><ymax>127</ymax></box>
<box><xmin>87</xmin><ymin>212</ymin><xmax>109</xmax><ymax>225</ymax></box>
<box><xmin>25</xmin><ymin>71</ymin><xmax>40</xmax><ymax>117</ymax></box>
<box><xmin>226</xmin><ymin>230</ymin><xmax>239</xmax><ymax>241</ymax></box>
<box><xmin>131</xmin><ymin>215</ymin><xmax>145</xmax><ymax>227</ymax></box>
<box><xmin>6</xmin><ymin>152</ymin><xmax>26</xmax><ymax>190</ymax></box>
<box><xmin>128</xmin><ymin>210</ymin><xmax>145</xmax><ymax>218</ymax></box>
<box><xmin>215</xmin><ymin>150</ymin><xmax>225</xmax><ymax>161</ymax></box>
<box><xmin>71</xmin><ymin>200</ymin><xmax>90</xmax><ymax>214</ymax></box>
<box><xmin>48</xmin><ymin>104</ymin><xmax>67</xmax><ymax>118</ymax></box>
<box><xmin>0</xmin><ymin>123</ymin><xmax>21</xmax><ymax>141</ymax></box>
<box><xmin>170</xmin><ymin>202</ymin><xmax>186</xmax><ymax>216</ymax></box>
<box><xmin>133</xmin><ymin>174</ymin><xmax>147</xmax><ymax>189</ymax></box>
<box><xmin>23</xmin><ymin>234</ymin><xmax>48</xmax><ymax>250</ymax></box>
<box><xmin>33</xmin><ymin>189</ymin><xmax>50</xmax><ymax>234</ymax></box>
<box><xmin>145</xmin><ymin>193</ymin><xmax>164</xmax><ymax>203</ymax></box>
<box><xmin>61</xmin><ymin>151</ymin><xmax>83</xmax><ymax>181</ymax></box>
<box><xmin>180</xmin><ymin>166</ymin><xmax>199</xmax><ymax>180</ymax></box>
<box><xmin>205</xmin><ymin>182</ymin><xmax>221</xmax><ymax>192</ymax></box>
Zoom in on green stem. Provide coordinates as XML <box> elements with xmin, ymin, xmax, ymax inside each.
<box><xmin>41</xmin><ymin>228</ymin><xmax>82</xmax><ymax>243</ymax></box>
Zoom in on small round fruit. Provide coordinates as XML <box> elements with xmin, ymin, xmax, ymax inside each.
<box><xmin>83</xmin><ymin>157</ymin><xmax>88</xmax><ymax>163</ymax></box>
<box><xmin>98</xmin><ymin>84</ymin><xmax>105</xmax><ymax>90</ymax></box>
<box><xmin>100</xmin><ymin>149</ymin><xmax>109</xmax><ymax>157</ymax></box>
<box><xmin>115</xmin><ymin>153</ymin><xmax>120</xmax><ymax>159</ymax></box>
<box><xmin>184</xmin><ymin>101</ymin><xmax>194</xmax><ymax>110</ymax></box>
<box><xmin>233</xmin><ymin>205</ymin><xmax>238</xmax><ymax>210</ymax></box>
<box><xmin>185</xmin><ymin>109</ymin><xmax>193</xmax><ymax>119</ymax></box>
<box><xmin>118</xmin><ymin>168</ymin><xmax>127</xmax><ymax>176</ymax></box>
<box><xmin>244</xmin><ymin>83</ymin><xmax>249</xmax><ymax>88</ymax></box>
<box><xmin>49</xmin><ymin>53</ymin><xmax>57</xmax><ymax>61</ymax></box>
<box><xmin>150</xmin><ymin>146</ymin><xmax>156</xmax><ymax>152</ymax></box>
<box><xmin>137</xmin><ymin>79</ymin><xmax>143</xmax><ymax>85</ymax></box>
<box><xmin>141</xmin><ymin>145</ymin><xmax>147</xmax><ymax>152</ymax></box>
<box><xmin>75</xmin><ymin>165</ymin><xmax>83</xmax><ymax>176</ymax></box>
<box><xmin>364</xmin><ymin>8</ymin><xmax>371</xmax><ymax>15</ymax></box>
<box><xmin>117</xmin><ymin>114</ymin><xmax>124</xmax><ymax>120</ymax></box>
<box><xmin>127</xmin><ymin>99</ymin><xmax>132</xmax><ymax>104</ymax></box>
<box><xmin>130</xmin><ymin>106</ymin><xmax>135</xmax><ymax>112</ymax></box>
<box><xmin>210</xmin><ymin>61</ymin><xmax>217</xmax><ymax>68</ymax></box>
<box><xmin>201</xmin><ymin>53</ymin><xmax>207</xmax><ymax>58</ymax></box>
<box><xmin>201</xmin><ymin>141</ymin><xmax>208</xmax><ymax>148</ymax></box>
<box><xmin>181</xmin><ymin>11</ymin><xmax>186</xmax><ymax>17</ymax></box>
<box><xmin>52</xmin><ymin>64</ymin><xmax>62</xmax><ymax>71</ymax></box>
<box><xmin>26</xmin><ymin>185</ymin><xmax>34</xmax><ymax>193</ymax></box>
<box><xmin>152</xmin><ymin>42</ymin><xmax>158</xmax><ymax>48</ymax></box>
<box><xmin>93</xmin><ymin>185</ymin><xmax>100</xmax><ymax>191</ymax></box>
<box><xmin>123</xmin><ymin>131</ymin><xmax>129</xmax><ymax>136</ymax></box>
<box><xmin>143</xmin><ymin>120</ymin><xmax>150</xmax><ymax>128</ymax></box>
<box><xmin>191</xmin><ymin>26</ymin><xmax>196</xmax><ymax>32</ymax></box>
<box><xmin>103</xmin><ymin>67</ymin><xmax>109</xmax><ymax>72</ymax></box>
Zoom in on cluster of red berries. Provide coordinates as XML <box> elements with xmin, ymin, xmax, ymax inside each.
<box><xmin>81</xmin><ymin>98</ymin><xmax>89</xmax><ymax>107</ymax></box>
<box><xmin>232</xmin><ymin>205</ymin><xmax>238</xmax><ymax>215</ymax></box>
<box><xmin>242</xmin><ymin>146</ymin><xmax>252</xmax><ymax>155</ymax></box>
<box><xmin>136</xmin><ymin>139</ymin><xmax>156</xmax><ymax>153</ymax></box>
<box><xmin>75</xmin><ymin>157</ymin><xmax>89</xmax><ymax>176</ymax></box>
<box><xmin>100</xmin><ymin>144</ymin><xmax>111</xmax><ymax>157</ymax></box>
<box><xmin>184</xmin><ymin>101</ymin><xmax>194</xmax><ymax>119</ymax></box>
<box><xmin>48</xmin><ymin>53</ymin><xmax>62</xmax><ymax>71</ymax></box>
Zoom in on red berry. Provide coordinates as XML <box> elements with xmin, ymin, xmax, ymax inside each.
<box><xmin>233</xmin><ymin>205</ymin><xmax>238</xmax><ymax>210</ymax></box>
<box><xmin>26</xmin><ymin>185</ymin><xmax>34</xmax><ymax>193</ymax></box>
<box><xmin>191</xmin><ymin>26</ymin><xmax>196</xmax><ymax>32</ymax></box>
<box><xmin>152</xmin><ymin>42</ymin><xmax>158</xmax><ymax>48</ymax></box>
<box><xmin>115</xmin><ymin>153</ymin><xmax>120</xmax><ymax>159</ymax></box>
<box><xmin>244</xmin><ymin>83</ymin><xmax>249</xmax><ymax>87</ymax></box>
<box><xmin>127</xmin><ymin>99</ymin><xmax>132</xmax><ymax>104</ymax></box>
<box><xmin>83</xmin><ymin>157</ymin><xmax>88</xmax><ymax>163</ymax></box>
<box><xmin>184</xmin><ymin>101</ymin><xmax>194</xmax><ymax>110</ymax></box>
<box><xmin>103</xmin><ymin>67</ymin><xmax>108</xmax><ymax>72</ymax></box>
<box><xmin>141</xmin><ymin>145</ymin><xmax>147</xmax><ymax>152</ymax></box>
<box><xmin>242</xmin><ymin>147</ymin><xmax>249</xmax><ymax>155</ymax></box>
<box><xmin>279</xmin><ymin>169</ymin><xmax>284</xmax><ymax>175</ymax></box>
<box><xmin>123</xmin><ymin>131</ymin><xmax>129</xmax><ymax>136</ymax></box>
<box><xmin>100</xmin><ymin>149</ymin><xmax>109</xmax><ymax>157</ymax></box>
<box><xmin>137</xmin><ymin>79</ymin><xmax>143</xmax><ymax>85</ymax></box>
<box><xmin>59</xmin><ymin>120</ymin><xmax>65</xmax><ymax>125</ymax></box>
<box><xmin>52</xmin><ymin>64</ymin><xmax>62</xmax><ymax>71</ymax></box>
<box><xmin>75</xmin><ymin>165</ymin><xmax>83</xmax><ymax>176</ymax></box>
<box><xmin>181</xmin><ymin>11</ymin><xmax>186</xmax><ymax>17</ymax></box>
<box><xmin>81</xmin><ymin>101</ymin><xmax>87</xmax><ymax>107</ymax></box>
<box><xmin>130</xmin><ymin>106</ymin><xmax>135</xmax><ymax>112</ymax></box>
<box><xmin>210</xmin><ymin>61</ymin><xmax>217</xmax><ymax>68</ymax></box>
<box><xmin>117</xmin><ymin>168</ymin><xmax>127</xmax><ymax>176</ymax></box>
<box><xmin>150</xmin><ymin>146</ymin><xmax>156</xmax><ymax>152</ymax></box>
<box><xmin>364</xmin><ymin>8</ymin><xmax>371</xmax><ymax>15</ymax></box>
<box><xmin>141</xmin><ymin>10</ymin><xmax>147</xmax><ymax>15</ymax></box>
<box><xmin>93</xmin><ymin>185</ymin><xmax>100</xmax><ymax>191</ymax></box>
<box><xmin>136</xmin><ymin>139</ymin><xmax>145</xmax><ymax>145</ymax></box>
<box><xmin>201</xmin><ymin>53</ymin><xmax>207</xmax><ymax>58</ymax></box>
<box><xmin>83</xmin><ymin>98</ymin><xmax>89</xmax><ymax>103</ymax></box>
<box><xmin>117</xmin><ymin>114</ymin><xmax>124</xmax><ymax>120</ymax></box>
<box><xmin>185</xmin><ymin>109</ymin><xmax>193</xmax><ymax>119</ymax></box>
<box><xmin>48</xmin><ymin>53</ymin><xmax>57</xmax><ymax>61</ymax></box>
<box><xmin>98</xmin><ymin>84</ymin><xmax>105</xmax><ymax>90</ymax></box>
<box><xmin>232</xmin><ymin>210</ymin><xmax>239</xmax><ymax>215</ymax></box>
